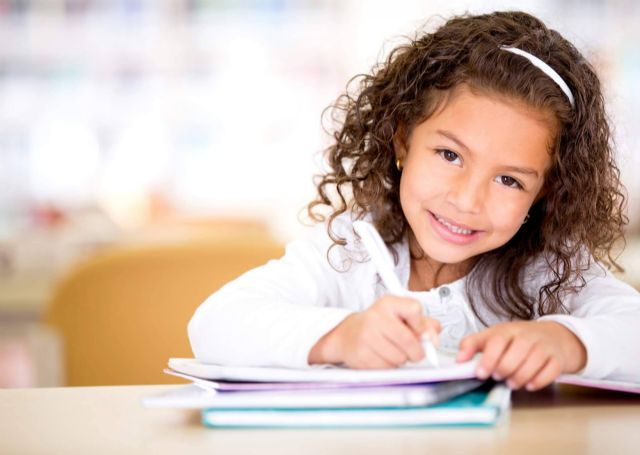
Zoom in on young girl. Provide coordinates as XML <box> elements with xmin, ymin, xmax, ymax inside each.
<box><xmin>188</xmin><ymin>11</ymin><xmax>640</xmax><ymax>391</ymax></box>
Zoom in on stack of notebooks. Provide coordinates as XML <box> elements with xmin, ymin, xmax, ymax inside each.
<box><xmin>143</xmin><ymin>353</ymin><xmax>513</xmax><ymax>428</ymax></box>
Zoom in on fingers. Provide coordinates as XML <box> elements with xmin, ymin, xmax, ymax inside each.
<box><xmin>397</xmin><ymin>300</ymin><xmax>427</xmax><ymax>335</ymax></box>
<box><xmin>383</xmin><ymin>297</ymin><xmax>443</xmax><ymax>340</ymax></box>
<box><xmin>475</xmin><ymin>334</ymin><xmax>511</xmax><ymax>380</ymax></box>
<box><xmin>353</xmin><ymin>344</ymin><xmax>396</xmax><ymax>369</ymax></box>
<box><xmin>505</xmin><ymin>346</ymin><xmax>549</xmax><ymax>390</ymax></box>
<box><xmin>380</xmin><ymin>317</ymin><xmax>425</xmax><ymax>363</ymax></box>
<box><xmin>369</xmin><ymin>331</ymin><xmax>411</xmax><ymax>368</ymax></box>
<box><xmin>360</xmin><ymin>296</ymin><xmax>448</xmax><ymax>368</ymax></box>
<box><xmin>524</xmin><ymin>357</ymin><xmax>562</xmax><ymax>391</ymax></box>
<box><xmin>421</xmin><ymin>318</ymin><xmax>441</xmax><ymax>347</ymax></box>
<box><xmin>376</xmin><ymin>296</ymin><xmax>435</xmax><ymax>363</ymax></box>
<box><xmin>350</xmin><ymin>329</ymin><xmax>410</xmax><ymax>369</ymax></box>
<box><xmin>456</xmin><ymin>330</ymin><xmax>488</xmax><ymax>363</ymax></box>
<box><xmin>461</xmin><ymin>328</ymin><xmax>561</xmax><ymax>390</ymax></box>
<box><xmin>462</xmin><ymin>329</ymin><xmax>532</xmax><ymax>381</ymax></box>
<box><xmin>492</xmin><ymin>337</ymin><xmax>533</xmax><ymax>381</ymax></box>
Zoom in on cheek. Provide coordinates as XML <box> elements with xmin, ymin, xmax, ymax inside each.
<box><xmin>486</xmin><ymin>197</ymin><xmax>528</xmax><ymax>233</ymax></box>
<box><xmin>400</xmin><ymin>165</ymin><xmax>443</xmax><ymax>204</ymax></box>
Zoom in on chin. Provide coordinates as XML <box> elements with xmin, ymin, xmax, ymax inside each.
<box><xmin>417</xmin><ymin>242</ymin><xmax>477</xmax><ymax>264</ymax></box>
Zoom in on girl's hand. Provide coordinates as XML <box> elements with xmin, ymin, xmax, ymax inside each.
<box><xmin>456</xmin><ymin>321</ymin><xmax>587</xmax><ymax>391</ymax></box>
<box><xmin>308</xmin><ymin>295</ymin><xmax>441</xmax><ymax>369</ymax></box>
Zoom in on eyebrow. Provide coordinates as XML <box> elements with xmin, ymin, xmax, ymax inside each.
<box><xmin>436</xmin><ymin>129</ymin><xmax>540</xmax><ymax>179</ymax></box>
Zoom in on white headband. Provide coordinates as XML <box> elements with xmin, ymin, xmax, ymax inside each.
<box><xmin>500</xmin><ymin>46</ymin><xmax>575</xmax><ymax>108</ymax></box>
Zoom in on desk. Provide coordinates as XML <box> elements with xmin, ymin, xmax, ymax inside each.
<box><xmin>1</xmin><ymin>384</ymin><xmax>639</xmax><ymax>454</ymax></box>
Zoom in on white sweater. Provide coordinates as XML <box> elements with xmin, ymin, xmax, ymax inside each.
<box><xmin>188</xmin><ymin>212</ymin><xmax>640</xmax><ymax>381</ymax></box>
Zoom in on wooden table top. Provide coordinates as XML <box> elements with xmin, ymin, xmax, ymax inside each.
<box><xmin>1</xmin><ymin>383</ymin><xmax>639</xmax><ymax>455</ymax></box>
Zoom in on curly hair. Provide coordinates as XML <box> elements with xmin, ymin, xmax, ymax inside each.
<box><xmin>306</xmin><ymin>11</ymin><xmax>628</xmax><ymax>323</ymax></box>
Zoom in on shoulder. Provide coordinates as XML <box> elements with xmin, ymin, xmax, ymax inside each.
<box><xmin>297</xmin><ymin>211</ymin><xmax>370</xmax><ymax>272</ymax></box>
<box><xmin>522</xmin><ymin>250</ymin><xmax>638</xmax><ymax>303</ymax></box>
<box><xmin>288</xmin><ymin>211</ymin><xmax>379</xmax><ymax>308</ymax></box>
<box><xmin>523</xmin><ymin>250</ymin><xmax>608</xmax><ymax>283</ymax></box>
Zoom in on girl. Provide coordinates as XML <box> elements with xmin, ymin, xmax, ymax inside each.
<box><xmin>188</xmin><ymin>11</ymin><xmax>640</xmax><ymax>390</ymax></box>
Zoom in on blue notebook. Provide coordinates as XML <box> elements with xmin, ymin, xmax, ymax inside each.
<box><xmin>201</xmin><ymin>383</ymin><xmax>510</xmax><ymax>428</ymax></box>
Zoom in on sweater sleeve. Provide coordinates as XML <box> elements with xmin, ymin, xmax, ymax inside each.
<box><xmin>187</xmin><ymin>222</ymin><xmax>359</xmax><ymax>369</ymax></box>
<box><xmin>537</xmin><ymin>262</ymin><xmax>640</xmax><ymax>381</ymax></box>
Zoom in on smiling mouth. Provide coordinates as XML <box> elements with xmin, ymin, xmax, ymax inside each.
<box><xmin>429</xmin><ymin>211</ymin><xmax>480</xmax><ymax>235</ymax></box>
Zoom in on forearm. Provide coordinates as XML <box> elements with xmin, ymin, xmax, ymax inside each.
<box><xmin>539</xmin><ymin>313</ymin><xmax>640</xmax><ymax>380</ymax></box>
<box><xmin>537</xmin><ymin>268</ymin><xmax>640</xmax><ymax>381</ymax></box>
<box><xmin>189</xmin><ymin>290</ymin><xmax>352</xmax><ymax>368</ymax></box>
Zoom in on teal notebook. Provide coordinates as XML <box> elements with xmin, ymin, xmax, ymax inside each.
<box><xmin>201</xmin><ymin>383</ymin><xmax>510</xmax><ymax>428</ymax></box>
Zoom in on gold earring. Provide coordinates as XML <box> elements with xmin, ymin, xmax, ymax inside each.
<box><xmin>522</xmin><ymin>213</ymin><xmax>530</xmax><ymax>224</ymax></box>
<box><xmin>396</xmin><ymin>159</ymin><xmax>403</xmax><ymax>171</ymax></box>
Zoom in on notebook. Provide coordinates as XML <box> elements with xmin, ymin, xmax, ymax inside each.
<box><xmin>167</xmin><ymin>351</ymin><xmax>478</xmax><ymax>386</ymax></box>
<box><xmin>200</xmin><ymin>383</ymin><xmax>511</xmax><ymax>428</ymax></box>
<box><xmin>143</xmin><ymin>379</ymin><xmax>484</xmax><ymax>409</ymax></box>
<box><xmin>166</xmin><ymin>358</ymin><xmax>640</xmax><ymax>394</ymax></box>
<box><xmin>556</xmin><ymin>375</ymin><xmax>640</xmax><ymax>394</ymax></box>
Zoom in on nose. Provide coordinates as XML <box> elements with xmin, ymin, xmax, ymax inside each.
<box><xmin>446</xmin><ymin>173</ymin><xmax>485</xmax><ymax>214</ymax></box>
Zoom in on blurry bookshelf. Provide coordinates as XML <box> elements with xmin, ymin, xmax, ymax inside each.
<box><xmin>0</xmin><ymin>0</ymin><xmax>638</xmax><ymax>250</ymax></box>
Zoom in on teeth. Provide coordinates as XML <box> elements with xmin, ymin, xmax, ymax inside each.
<box><xmin>435</xmin><ymin>214</ymin><xmax>474</xmax><ymax>235</ymax></box>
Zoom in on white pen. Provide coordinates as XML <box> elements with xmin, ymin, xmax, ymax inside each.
<box><xmin>353</xmin><ymin>220</ymin><xmax>440</xmax><ymax>367</ymax></box>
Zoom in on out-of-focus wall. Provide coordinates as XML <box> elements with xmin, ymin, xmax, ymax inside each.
<box><xmin>0</xmin><ymin>0</ymin><xmax>638</xmax><ymax>244</ymax></box>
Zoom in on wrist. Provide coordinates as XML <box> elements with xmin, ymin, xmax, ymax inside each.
<box><xmin>546</xmin><ymin>321</ymin><xmax>587</xmax><ymax>374</ymax></box>
<box><xmin>308</xmin><ymin>328</ymin><xmax>341</xmax><ymax>365</ymax></box>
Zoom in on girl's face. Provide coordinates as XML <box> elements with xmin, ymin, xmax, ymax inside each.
<box><xmin>396</xmin><ymin>85</ymin><xmax>554</xmax><ymax>268</ymax></box>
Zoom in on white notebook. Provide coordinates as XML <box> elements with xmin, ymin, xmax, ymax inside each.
<box><xmin>556</xmin><ymin>375</ymin><xmax>640</xmax><ymax>394</ymax></box>
<box><xmin>167</xmin><ymin>352</ymin><xmax>478</xmax><ymax>385</ymax></box>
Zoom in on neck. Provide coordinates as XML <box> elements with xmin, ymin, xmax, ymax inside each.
<box><xmin>407</xmin><ymin>232</ymin><xmax>474</xmax><ymax>292</ymax></box>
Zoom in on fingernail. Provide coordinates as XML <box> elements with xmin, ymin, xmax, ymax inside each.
<box><xmin>507</xmin><ymin>380</ymin><xmax>517</xmax><ymax>389</ymax></box>
<box><xmin>476</xmin><ymin>367</ymin><xmax>488</xmax><ymax>379</ymax></box>
<box><xmin>526</xmin><ymin>383</ymin><xmax>535</xmax><ymax>391</ymax></box>
<box><xmin>432</xmin><ymin>334</ymin><xmax>440</xmax><ymax>347</ymax></box>
<box><xmin>492</xmin><ymin>372</ymin><xmax>503</xmax><ymax>381</ymax></box>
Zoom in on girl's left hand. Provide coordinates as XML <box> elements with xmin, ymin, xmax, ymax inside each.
<box><xmin>455</xmin><ymin>321</ymin><xmax>587</xmax><ymax>391</ymax></box>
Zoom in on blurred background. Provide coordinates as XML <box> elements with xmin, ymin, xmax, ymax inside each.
<box><xmin>1</xmin><ymin>0</ymin><xmax>638</xmax><ymax>387</ymax></box>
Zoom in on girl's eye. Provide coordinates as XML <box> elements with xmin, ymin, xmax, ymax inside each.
<box><xmin>437</xmin><ymin>149</ymin><xmax>461</xmax><ymax>164</ymax></box>
<box><xmin>496</xmin><ymin>175</ymin><xmax>523</xmax><ymax>190</ymax></box>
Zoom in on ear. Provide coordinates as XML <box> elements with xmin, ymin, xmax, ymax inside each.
<box><xmin>393</xmin><ymin>125</ymin><xmax>408</xmax><ymax>161</ymax></box>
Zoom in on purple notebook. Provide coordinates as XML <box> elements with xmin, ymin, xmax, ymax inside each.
<box><xmin>164</xmin><ymin>369</ymin><xmax>471</xmax><ymax>391</ymax></box>
<box><xmin>165</xmin><ymin>356</ymin><xmax>478</xmax><ymax>391</ymax></box>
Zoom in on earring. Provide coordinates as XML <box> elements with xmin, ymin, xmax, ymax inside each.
<box><xmin>396</xmin><ymin>159</ymin><xmax>403</xmax><ymax>171</ymax></box>
<box><xmin>522</xmin><ymin>213</ymin><xmax>530</xmax><ymax>224</ymax></box>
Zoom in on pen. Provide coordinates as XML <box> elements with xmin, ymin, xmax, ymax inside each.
<box><xmin>353</xmin><ymin>220</ymin><xmax>440</xmax><ymax>367</ymax></box>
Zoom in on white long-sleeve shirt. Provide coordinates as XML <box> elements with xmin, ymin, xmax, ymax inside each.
<box><xmin>188</xmin><ymin>212</ymin><xmax>640</xmax><ymax>381</ymax></box>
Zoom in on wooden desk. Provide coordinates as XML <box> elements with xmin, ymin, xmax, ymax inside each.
<box><xmin>1</xmin><ymin>384</ymin><xmax>639</xmax><ymax>454</ymax></box>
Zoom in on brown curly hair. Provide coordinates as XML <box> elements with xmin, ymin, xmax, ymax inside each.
<box><xmin>307</xmin><ymin>10</ymin><xmax>628</xmax><ymax>323</ymax></box>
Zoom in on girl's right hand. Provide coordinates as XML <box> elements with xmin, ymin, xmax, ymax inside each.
<box><xmin>308</xmin><ymin>295</ymin><xmax>441</xmax><ymax>369</ymax></box>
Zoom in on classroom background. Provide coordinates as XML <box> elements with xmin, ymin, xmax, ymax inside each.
<box><xmin>1</xmin><ymin>0</ymin><xmax>639</xmax><ymax>388</ymax></box>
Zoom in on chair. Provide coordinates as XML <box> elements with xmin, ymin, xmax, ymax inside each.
<box><xmin>43</xmin><ymin>230</ymin><xmax>283</xmax><ymax>386</ymax></box>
